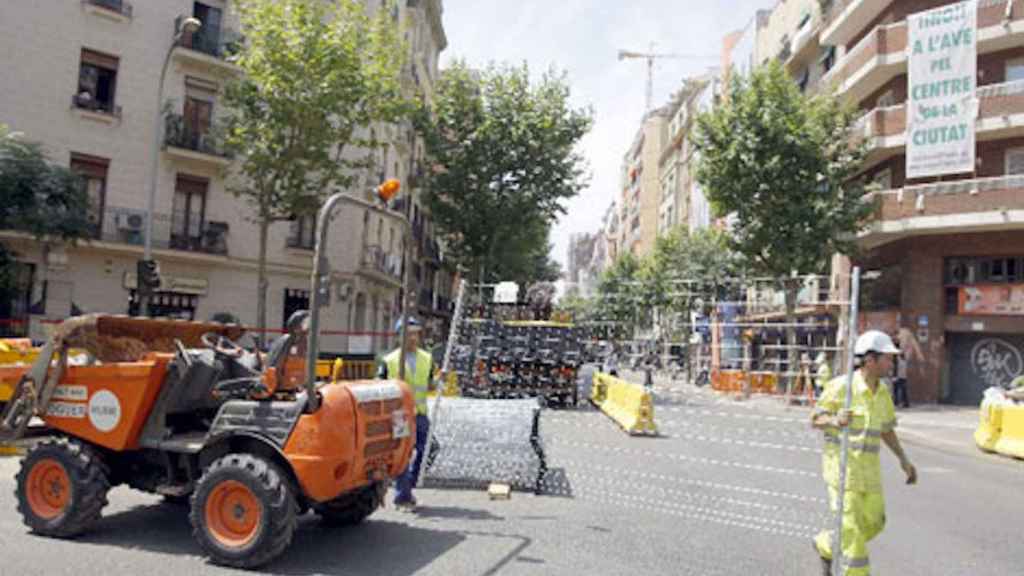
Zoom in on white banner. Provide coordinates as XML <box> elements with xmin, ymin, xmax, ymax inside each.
<box><xmin>906</xmin><ymin>0</ymin><xmax>977</xmax><ymax>179</ymax></box>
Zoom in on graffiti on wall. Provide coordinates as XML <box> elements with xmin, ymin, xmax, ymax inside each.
<box><xmin>970</xmin><ymin>338</ymin><xmax>1024</xmax><ymax>388</ymax></box>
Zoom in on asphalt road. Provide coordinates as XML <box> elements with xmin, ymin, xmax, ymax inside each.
<box><xmin>0</xmin><ymin>378</ymin><xmax>1021</xmax><ymax>575</ymax></box>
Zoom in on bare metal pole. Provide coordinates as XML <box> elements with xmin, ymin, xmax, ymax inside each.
<box><xmin>306</xmin><ymin>191</ymin><xmax>411</xmax><ymax>413</ymax></box>
<box><xmin>416</xmin><ymin>277</ymin><xmax>467</xmax><ymax>488</ymax></box>
<box><xmin>832</xmin><ymin>266</ymin><xmax>861</xmax><ymax>576</ymax></box>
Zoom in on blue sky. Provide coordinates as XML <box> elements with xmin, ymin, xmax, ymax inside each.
<box><xmin>440</xmin><ymin>0</ymin><xmax>776</xmax><ymax>270</ymax></box>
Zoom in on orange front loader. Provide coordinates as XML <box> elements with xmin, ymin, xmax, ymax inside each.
<box><xmin>0</xmin><ymin>183</ymin><xmax>418</xmax><ymax>569</ymax></box>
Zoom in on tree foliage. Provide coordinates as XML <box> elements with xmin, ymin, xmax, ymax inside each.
<box><xmin>223</xmin><ymin>0</ymin><xmax>410</xmax><ymax>336</ymax></box>
<box><xmin>0</xmin><ymin>125</ymin><xmax>92</xmax><ymax>299</ymax></box>
<box><xmin>692</xmin><ymin>61</ymin><xmax>872</xmax><ymax>390</ymax></box>
<box><xmin>692</xmin><ymin>60</ymin><xmax>872</xmax><ymax>278</ymax></box>
<box><xmin>417</xmin><ymin>60</ymin><xmax>593</xmax><ymax>285</ymax></box>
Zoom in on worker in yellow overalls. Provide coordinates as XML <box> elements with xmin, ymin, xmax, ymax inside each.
<box><xmin>811</xmin><ymin>330</ymin><xmax>918</xmax><ymax>575</ymax></box>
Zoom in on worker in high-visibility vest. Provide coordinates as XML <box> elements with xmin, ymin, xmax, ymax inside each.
<box><xmin>811</xmin><ymin>330</ymin><xmax>917</xmax><ymax>576</ymax></box>
<box><xmin>378</xmin><ymin>316</ymin><xmax>435</xmax><ymax>511</ymax></box>
<box><xmin>815</xmin><ymin>351</ymin><xmax>832</xmax><ymax>398</ymax></box>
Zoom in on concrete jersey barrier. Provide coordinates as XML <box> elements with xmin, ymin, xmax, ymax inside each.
<box><xmin>592</xmin><ymin>372</ymin><xmax>657</xmax><ymax>436</ymax></box>
<box><xmin>975</xmin><ymin>402</ymin><xmax>1024</xmax><ymax>459</ymax></box>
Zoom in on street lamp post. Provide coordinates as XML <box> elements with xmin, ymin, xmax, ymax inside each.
<box><xmin>139</xmin><ymin>15</ymin><xmax>201</xmax><ymax>317</ymax></box>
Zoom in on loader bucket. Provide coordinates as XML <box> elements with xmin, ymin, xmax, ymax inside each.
<box><xmin>0</xmin><ymin>314</ymin><xmax>246</xmax><ymax>441</ymax></box>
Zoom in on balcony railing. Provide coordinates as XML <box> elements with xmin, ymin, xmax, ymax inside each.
<box><xmin>422</xmin><ymin>238</ymin><xmax>441</xmax><ymax>263</ymax></box>
<box><xmin>177</xmin><ymin>23</ymin><xmax>242</xmax><ymax>60</ymax></box>
<box><xmin>93</xmin><ymin>205</ymin><xmax>228</xmax><ymax>255</ymax></box>
<box><xmin>83</xmin><ymin>0</ymin><xmax>132</xmax><ymax>18</ymax></box>
<box><xmin>361</xmin><ymin>245</ymin><xmax>402</xmax><ymax>282</ymax></box>
<box><xmin>823</xmin><ymin>1</ymin><xmax>1023</xmax><ymax>93</ymax></box>
<box><xmin>71</xmin><ymin>94</ymin><xmax>121</xmax><ymax>118</ymax></box>
<box><xmin>851</xmin><ymin>80</ymin><xmax>1024</xmax><ymax>151</ymax></box>
<box><xmin>418</xmin><ymin>289</ymin><xmax>434</xmax><ymax>309</ymax></box>
<box><xmin>871</xmin><ymin>174</ymin><xmax>1024</xmax><ymax>224</ymax></box>
<box><xmin>163</xmin><ymin>113</ymin><xmax>232</xmax><ymax>159</ymax></box>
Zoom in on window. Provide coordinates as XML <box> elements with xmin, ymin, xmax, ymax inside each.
<box><xmin>876</xmin><ymin>88</ymin><xmax>897</xmax><ymax>108</ymax></box>
<box><xmin>796</xmin><ymin>67</ymin><xmax>810</xmax><ymax>93</ymax></box>
<box><xmin>1007</xmin><ymin>148</ymin><xmax>1024</xmax><ymax>175</ymax></box>
<box><xmin>184</xmin><ymin>77</ymin><xmax>216</xmax><ymax>148</ymax></box>
<box><xmin>283</xmin><ymin>289</ymin><xmax>309</xmax><ymax>328</ymax></box>
<box><xmin>190</xmin><ymin>2</ymin><xmax>224</xmax><ymax>56</ymax></box>
<box><xmin>872</xmin><ymin>167</ymin><xmax>892</xmax><ymax>191</ymax></box>
<box><xmin>70</xmin><ymin>153</ymin><xmax>109</xmax><ymax>238</ymax></box>
<box><xmin>946</xmin><ymin>257</ymin><xmax>1024</xmax><ymax>285</ymax></box>
<box><xmin>172</xmin><ymin>175</ymin><xmax>207</xmax><ymax>251</ymax></box>
<box><xmin>797</xmin><ymin>12</ymin><xmax>811</xmax><ymax>31</ymax></box>
<box><xmin>75</xmin><ymin>49</ymin><xmax>119</xmax><ymax>114</ymax></box>
<box><xmin>818</xmin><ymin>45</ymin><xmax>836</xmax><ymax>73</ymax></box>
<box><xmin>1006</xmin><ymin>59</ymin><xmax>1024</xmax><ymax>83</ymax></box>
<box><xmin>0</xmin><ymin>262</ymin><xmax>34</xmax><ymax>338</ymax></box>
<box><xmin>288</xmin><ymin>214</ymin><xmax>315</xmax><ymax>250</ymax></box>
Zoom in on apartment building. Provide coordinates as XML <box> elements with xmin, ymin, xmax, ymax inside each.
<box><xmin>754</xmin><ymin>0</ymin><xmax>1024</xmax><ymax>404</ymax></box>
<box><xmin>620</xmin><ymin>108</ymin><xmax>670</xmax><ymax>257</ymax></box>
<box><xmin>0</xmin><ymin>0</ymin><xmax>450</xmax><ymax>355</ymax></box>
<box><xmin>657</xmin><ymin>74</ymin><xmax>717</xmax><ymax>237</ymax></box>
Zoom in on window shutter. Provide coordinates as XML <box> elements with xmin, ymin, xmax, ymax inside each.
<box><xmin>70</xmin><ymin>152</ymin><xmax>109</xmax><ymax>179</ymax></box>
<box><xmin>81</xmin><ymin>48</ymin><xmax>119</xmax><ymax>70</ymax></box>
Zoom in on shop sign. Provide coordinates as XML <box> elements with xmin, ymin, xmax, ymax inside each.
<box><xmin>906</xmin><ymin>0</ymin><xmax>977</xmax><ymax>179</ymax></box>
<box><xmin>958</xmin><ymin>284</ymin><xmax>1024</xmax><ymax>316</ymax></box>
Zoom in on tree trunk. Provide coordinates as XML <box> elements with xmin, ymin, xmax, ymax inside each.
<box><xmin>784</xmin><ymin>281</ymin><xmax>799</xmax><ymax>404</ymax></box>
<box><xmin>257</xmin><ymin>217</ymin><xmax>270</xmax><ymax>349</ymax></box>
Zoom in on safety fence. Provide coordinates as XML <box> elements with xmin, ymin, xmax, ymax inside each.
<box><xmin>412</xmin><ymin>272</ymin><xmax>874</xmax><ymax>575</ymax></box>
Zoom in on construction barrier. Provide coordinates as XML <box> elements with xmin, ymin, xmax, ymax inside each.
<box><xmin>592</xmin><ymin>372</ymin><xmax>656</xmax><ymax>436</ymax></box>
<box><xmin>974</xmin><ymin>402</ymin><xmax>1003</xmax><ymax>452</ymax></box>
<box><xmin>423</xmin><ymin>397</ymin><xmax>546</xmax><ymax>492</ymax></box>
<box><xmin>993</xmin><ymin>405</ymin><xmax>1024</xmax><ymax>459</ymax></box>
<box><xmin>711</xmin><ymin>369</ymin><xmax>779</xmax><ymax>394</ymax></box>
<box><xmin>591</xmin><ymin>371</ymin><xmax>609</xmax><ymax>405</ymax></box>
<box><xmin>975</xmin><ymin>402</ymin><xmax>1024</xmax><ymax>459</ymax></box>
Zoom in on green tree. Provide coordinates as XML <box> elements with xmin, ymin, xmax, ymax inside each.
<box><xmin>593</xmin><ymin>253</ymin><xmax>642</xmax><ymax>337</ymax></box>
<box><xmin>416</xmin><ymin>60</ymin><xmax>593</xmax><ymax>286</ymax></box>
<box><xmin>0</xmin><ymin>125</ymin><xmax>92</xmax><ymax>303</ymax></box>
<box><xmin>645</xmin><ymin>226</ymin><xmax>747</xmax><ymax>338</ymax></box>
<box><xmin>223</xmin><ymin>0</ymin><xmax>409</xmax><ymax>341</ymax></box>
<box><xmin>693</xmin><ymin>60</ymin><xmax>873</xmax><ymax>388</ymax></box>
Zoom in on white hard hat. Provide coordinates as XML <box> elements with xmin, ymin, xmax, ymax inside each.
<box><xmin>854</xmin><ymin>330</ymin><xmax>900</xmax><ymax>356</ymax></box>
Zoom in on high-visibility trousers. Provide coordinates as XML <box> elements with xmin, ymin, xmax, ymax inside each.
<box><xmin>814</xmin><ymin>487</ymin><xmax>885</xmax><ymax>575</ymax></box>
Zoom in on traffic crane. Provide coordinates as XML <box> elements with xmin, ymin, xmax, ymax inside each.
<box><xmin>617</xmin><ymin>47</ymin><xmax>717</xmax><ymax>112</ymax></box>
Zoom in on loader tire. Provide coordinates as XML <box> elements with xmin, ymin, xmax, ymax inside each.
<box><xmin>190</xmin><ymin>453</ymin><xmax>296</xmax><ymax>569</ymax></box>
<box><xmin>315</xmin><ymin>484</ymin><xmax>380</xmax><ymax>526</ymax></box>
<box><xmin>16</xmin><ymin>437</ymin><xmax>110</xmax><ymax>538</ymax></box>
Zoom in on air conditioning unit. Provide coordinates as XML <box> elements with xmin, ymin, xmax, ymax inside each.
<box><xmin>116</xmin><ymin>212</ymin><xmax>145</xmax><ymax>231</ymax></box>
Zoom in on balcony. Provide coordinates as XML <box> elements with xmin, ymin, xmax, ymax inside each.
<box><xmin>173</xmin><ymin>22</ymin><xmax>243</xmax><ymax>74</ymax></box>
<box><xmin>820</xmin><ymin>0</ymin><xmax>895</xmax><ymax>48</ymax></box>
<box><xmin>420</xmin><ymin>235</ymin><xmax>441</xmax><ymax>264</ymax></box>
<box><xmin>82</xmin><ymin>0</ymin><xmax>132</xmax><ymax>21</ymax></box>
<box><xmin>853</xmin><ymin>80</ymin><xmax>1024</xmax><ymax>160</ymax></box>
<box><xmin>418</xmin><ymin>289</ymin><xmax>434</xmax><ymax>310</ymax></box>
<box><xmin>91</xmin><ymin>205</ymin><xmax>229</xmax><ymax>256</ymax></box>
<box><xmin>862</xmin><ymin>174</ymin><xmax>1024</xmax><ymax>248</ymax></box>
<box><xmin>163</xmin><ymin>113</ymin><xmax>233</xmax><ymax>166</ymax></box>
<box><xmin>71</xmin><ymin>93</ymin><xmax>121</xmax><ymax>122</ymax></box>
<box><xmin>359</xmin><ymin>245</ymin><xmax>403</xmax><ymax>288</ymax></box>
<box><xmin>822</xmin><ymin>1</ymin><xmax>1024</xmax><ymax>104</ymax></box>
